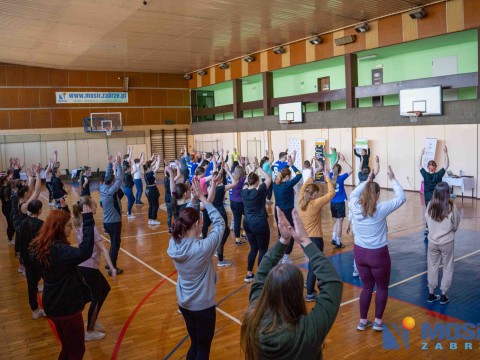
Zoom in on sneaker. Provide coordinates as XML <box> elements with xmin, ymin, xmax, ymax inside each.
<box><xmin>108</xmin><ymin>267</ymin><xmax>123</xmax><ymax>276</ymax></box>
<box><xmin>304</xmin><ymin>281</ymin><xmax>307</xmax><ymax>289</ymax></box>
<box><xmin>105</xmin><ymin>264</ymin><xmax>110</xmax><ymax>270</ymax></box>
<box><xmin>214</xmin><ymin>252</ymin><xmax>218</xmax><ymax>258</ymax></box>
<box><xmin>218</xmin><ymin>260</ymin><xmax>233</xmax><ymax>267</ymax></box>
<box><xmin>147</xmin><ymin>219</ymin><xmax>152</xmax><ymax>225</ymax></box>
<box><xmin>427</xmin><ymin>294</ymin><xmax>440</xmax><ymax>303</ymax></box>
<box><xmin>230</xmin><ymin>221</ymin><xmax>234</xmax><ymax>231</ymax></box>
<box><xmin>177</xmin><ymin>309</ymin><xmax>182</xmax><ymax>315</ymax></box>
<box><xmin>266</xmin><ymin>199</ymin><xmax>272</xmax><ymax>204</ymax></box>
<box><xmin>353</xmin><ymin>270</ymin><xmax>359</xmax><ymax>277</ymax></box>
<box><xmin>244</xmin><ymin>274</ymin><xmax>254</xmax><ymax>283</ymax></box>
<box><xmin>280</xmin><ymin>254</ymin><xmax>293</xmax><ymax>264</ymax></box>
<box><xmin>373</xmin><ymin>321</ymin><xmax>384</xmax><ymax>332</ymax></box>
<box><xmin>357</xmin><ymin>320</ymin><xmax>373</xmax><ymax>331</ymax></box>
<box><xmin>305</xmin><ymin>294</ymin><xmax>316</xmax><ymax>302</ymax></box>
<box><xmin>331</xmin><ymin>239</ymin><xmax>336</xmax><ymax>245</ymax></box>
<box><xmin>86</xmin><ymin>321</ymin><xmax>105</xmax><ymax>332</ymax></box>
<box><xmin>136</xmin><ymin>201</ymin><xmax>144</xmax><ymax>205</ymax></box>
<box><xmin>37</xmin><ymin>284</ymin><xmax>44</xmax><ymax>292</ymax></box>
<box><xmin>235</xmin><ymin>240</ymin><xmax>246</xmax><ymax>246</ymax></box>
<box><xmin>151</xmin><ymin>220</ymin><xmax>161</xmax><ymax>225</ymax></box>
<box><xmin>8</xmin><ymin>239</ymin><xmax>14</xmax><ymax>246</ymax></box>
<box><xmin>335</xmin><ymin>243</ymin><xmax>345</xmax><ymax>249</ymax></box>
<box><xmin>241</xmin><ymin>234</ymin><xmax>247</xmax><ymax>239</ymax></box>
<box><xmin>49</xmin><ymin>202</ymin><xmax>55</xmax><ymax>206</ymax></box>
<box><xmin>85</xmin><ymin>331</ymin><xmax>106</xmax><ymax>341</ymax></box>
<box><xmin>128</xmin><ymin>214</ymin><xmax>136</xmax><ymax>219</ymax></box>
<box><xmin>168</xmin><ymin>228</ymin><xmax>173</xmax><ymax>234</ymax></box>
<box><xmin>424</xmin><ymin>228</ymin><xmax>429</xmax><ymax>236</ymax></box>
<box><xmin>32</xmin><ymin>308</ymin><xmax>46</xmax><ymax>320</ymax></box>
<box><xmin>18</xmin><ymin>264</ymin><xmax>25</xmax><ymax>273</ymax></box>
<box><xmin>440</xmin><ymin>295</ymin><xmax>450</xmax><ymax>304</ymax></box>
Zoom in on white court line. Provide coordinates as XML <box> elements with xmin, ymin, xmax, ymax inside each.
<box><xmin>340</xmin><ymin>248</ymin><xmax>480</xmax><ymax>307</ymax></box>
<box><xmin>99</xmin><ymin>233</ymin><xmax>244</xmax><ymax>325</ymax></box>
<box><xmin>121</xmin><ymin>231</ymin><xmax>168</xmax><ymax>239</ymax></box>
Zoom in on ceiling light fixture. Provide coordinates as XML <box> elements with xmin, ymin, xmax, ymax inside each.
<box><xmin>354</xmin><ymin>22</ymin><xmax>369</xmax><ymax>33</ymax></box>
<box><xmin>358</xmin><ymin>54</ymin><xmax>377</xmax><ymax>61</ymax></box>
<box><xmin>409</xmin><ymin>8</ymin><xmax>426</xmax><ymax>19</ymax></box>
<box><xmin>309</xmin><ymin>35</ymin><xmax>322</xmax><ymax>45</ymax></box>
<box><xmin>184</xmin><ymin>73</ymin><xmax>192</xmax><ymax>80</ymax></box>
<box><xmin>197</xmin><ymin>69</ymin><xmax>207</xmax><ymax>76</ymax></box>
<box><xmin>243</xmin><ymin>55</ymin><xmax>255</xmax><ymax>63</ymax></box>
<box><xmin>272</xmin><ymin>46</ymin><xmax>286</xmax><ymax>55</ymax></box>
<box><xmin>218</xmin><ymin>62</ymin><xmax>229</xmax><ymax>70</ymax></box>
<box><xmin>334</xmin><ymin>35</ymin><xmax>356</xmax><ymax>46</ymax></box>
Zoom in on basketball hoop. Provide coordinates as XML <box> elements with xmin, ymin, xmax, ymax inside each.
<box><xmin>406</xmin><ymin>111</ymin><xmax>424</xmax><ymax>123</ymax></box>
<box><xmin>105</xmin><ymin>126</ymin><xmax>112</xmax><ymax>136</ymax></box>
<box><xmin>279</xmin><ymin>120</ymin><xmax>292</xmax><ymax>130</ymax></box>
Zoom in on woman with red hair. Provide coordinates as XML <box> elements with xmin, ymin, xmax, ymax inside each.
<box><xmin>30</xmin><ymin>207</ymin><xmax>95</xmax><ymax>360</ymax></box>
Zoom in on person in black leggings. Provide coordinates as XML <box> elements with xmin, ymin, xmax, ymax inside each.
<box><xmin>0</xmin><ymin>174</ymin><xmax>15</xmax><ymax>243</ymax></box>
<box><xmin>241</xmin><ymin>157</ymin><xmax>272</xmax><ymax>283</ymax></box>
<box><xmin>144</xmin><ymin>155</ymin><xmax>161</xmax><ymax>225</ymax></box>
<box><xmin>228</xmin><ymin>164</ymin><xmax>247</xmax><ymax>246</ymax></box>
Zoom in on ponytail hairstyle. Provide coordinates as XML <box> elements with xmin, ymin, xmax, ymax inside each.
<box><xmin>194</xmin><ymin>166</ymin><xmax>206</xmax><ymax>177</ymax></box>
<box><xmin>200</xmin><ymin>160</ymin><xmax>209</xmax><ymax>168</ymax></box>
<box><xmin>17</xmin><ymin>185</ymin><xmax>30</xmax><ymax>199</ymax></box>
<box><xmin>333</xmin><ymin>163</ymin><xmax>342</xmax><ymax>174</ymax></box>
<box><xmin>233</xmin><ymin>165</ymin><xmax>245</xmax><ymax>180</ymax></box>
<box><xmin>72</xmin><ymin>196</ymin><xmax>94</xmax><ymax>228</ymax></box>
<box><xmin>259</xmin><ymin>156</ymin><xmax>269</xmax><ymax>168</ymax></box>
<box><xmin>247</xmin><ymin>172</ymin><xmax>259</xmax><ymax>187</ymax></box>
<box><xmin>275</xmin><ymin>167</ymin><xmax>291</xmax><ymax>185</ymax></box>
<box><xmin>170</xmin><ymin>183</ymin><xmax>189</xmax><ymax>213</ymax></box>
<box><xmin>359</xmin><ymin>181</ymin><xmax>380</xmax><ymax>217</ymax></box>
<box><xmin>133</xmin><ymin>158</ymin><xmax>140</xmax><ymax>164</ymax></box>
<box><xmin>30</xmin><ymin>209</ymin><xmax>71</xmax><ymax>268</ymax></box>
<box><xmin>428</xmin><ymin>182</ymin><xmax>452</xmax><ymax>222</ymax></box>
<box><xmin>27</xmin><ymin>200</ymin><xmax>42</xmax><ymax>216</ymax></box>
<box><xmin>300</xmin><ymin>183</ymin><xmax>319</xmax><ymax>211</ymax></box>
<box><xmin>172</xmin><ymin>207</ymin><xmax>200</xmax><ymax>243</ymax></box>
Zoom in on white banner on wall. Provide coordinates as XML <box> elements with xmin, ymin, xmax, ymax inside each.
<box><xmin>423</xmin><ymin>138</ymin><xmax>438</xmax><ymax>169</ymax></box>
<box><xmin>355</xmin><ymin>138</ymin><xmax>369</xmax><ymax>150</ymax></box>
<box><xmin>55</xmin><ymin>92</ymin><xmax>128</xmax><ymax>104</ymax></box>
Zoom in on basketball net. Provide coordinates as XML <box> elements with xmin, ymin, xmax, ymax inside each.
<box><xmin>105</xmin><ymin>127</ymin><xmax>112</xmax><ymax>136</ymax></box>
<box><xmin>279</xmin><ymin>120</ymin><xmax>292</xmax><ymax>130</ymax></box>
<box><xmin>406</xmin><ymin>111</ymin><xmax>424</xmax><ymax>123</ymax></box>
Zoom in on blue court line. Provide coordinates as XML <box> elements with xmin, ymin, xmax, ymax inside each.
<box><xmin>311</xmin><ymin>229</ymin><xmax>480</xmax><ymax>323</ymax></box>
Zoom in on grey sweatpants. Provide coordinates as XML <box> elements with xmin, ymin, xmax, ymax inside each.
<box><xmin>427</xmin><ymin>241</ymin><xmax>454</xmax><ymax>294</ymax></box>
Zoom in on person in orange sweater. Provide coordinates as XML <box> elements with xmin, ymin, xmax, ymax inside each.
<box><xmin>298</xmin><ymin>162</ymin><xmax>336</xmax><ymax>301</ymax></box>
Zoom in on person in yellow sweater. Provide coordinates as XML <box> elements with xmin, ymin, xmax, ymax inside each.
<box><xmin>298</xmin><ymin>163</ymin><xmax>336</xmax><ymax>301</ymax></box>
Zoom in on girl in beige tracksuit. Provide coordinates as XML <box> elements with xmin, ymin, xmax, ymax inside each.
<box><xmin>425</xmin><ymin>182</ymin><xmax>460</xmax><ymax>305</ymax></box>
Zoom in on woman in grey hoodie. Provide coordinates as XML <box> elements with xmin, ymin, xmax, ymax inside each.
<box><xmin>167</xmin><ymin>175</ymin><xmax>225</xmax><ymax>360</ymax></box>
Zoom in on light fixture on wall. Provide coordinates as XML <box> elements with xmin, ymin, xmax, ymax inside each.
<box><xmin>358</xmin><ymin>54</ymin><xmax>377</xmax><ymax>61</ymax></box>
<box><xmin>354</xmin><ymin>22</ymin><xmax>369</xmax><ymax>33</ymax></box>
<box><xmin>184</xmin><ymin>73</ymin><xmax>192</xmax><ymax>80</ymax></box>
<box><xmin>218</xmin><ymin>62</ymin><xmax>229</xmax><ymax>70</ymax></box>
<box><xmin>243</xmin><ymin>55</ymin><xmax>255</xmax><ymax>62</ymax></box>
<box><xmin>334</xmin><ymin>35</ymin><xmax>356</xmax><ymax>46</ymax></box>
<box><xmin>197</xmin><ymin>69</ymin><xmax>207</xmax><ymax>76</ymax></box>
<box><xmin>272</xmin><ymin>46</ymin><xmax>286</xmax><ymax>55</ymax></box>
<box><xmin>309</xmin><ymin>35</ymin><xmax>322</xmax><ymax>45</ymax></box>
<box><xmin>409</xmin><ymin>7</ymin><xmax>426</xmax><ymax>19</ymax></box>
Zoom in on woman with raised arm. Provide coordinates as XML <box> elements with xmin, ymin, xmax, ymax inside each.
<box><xmin>241</xmin><ymin>207</ymin><xmax>343</xmax><ymax>360</ymax></box>
<box><xmin>132</xmin><ymin>151</ymin><xmax>145</xmax><ymax>205</ymax></box>
<box><xmin>425</xmin><ymin>182</ymin><xmax>460</xmax><ymax>305</ymax></box>
<box><xmin>143</xmin><ymin>154</ymin><xmax>161</xmax><ymax>225</ymax></box>
<box><xmin>259</xmin><ymin>150</ymin><xmax>274</xmax><ymax>204</ymax></box>
<box><xmin>0</xmin><ymin>174</ymin><xmax>15</xmax><ymax>244</ymax></box>
<box><xmin>241</xmin><ymin>157</ymin><xmax>272</xmax><ymax>283</ymax></box>
<box><xmin>228</xmin><ymin>157</ymin><xmax>247</xmax><ymax>246</ymax></box>
<box><xmin>167</xmin><ymin>175</ymin><xmax>225</xmax><ymax>360</ymax></box>
<box><xmin>72</xmin><ymin>196</ymin><xmax>116</xmax><ymax>341</ymax></box>
<box><xmin>45</xmin><ymin>158</ymin><xmax>54</xmax><ymax>205</ymax></box>
<box><xmin>272</xmin><ymin>154</ymin><xmax>302</xmax><ymax>264</ymax></box>
<box><xmin>350</xmin><ymin>166</ymin><xmax>406</xmax><ymax>332</ymax></box>
<box><xmin>79</xmin><ymin>166</ymin><xmax>92</xmax><ymax>197</ymax></box>
<box><xmin>30</xmin><ymin>206</ymin><xmax>95</xmax><ymax>359</ymax></box>
<box><xmin>298</xmin><ymin>163</ymin><xmax>336</xmax><ymax>301</ymax></box>
<box><xmin>123</xmin><ymin>163</ymin><xmax>136</xmax><ymax>219</ymax></box>
<box><xmin>167</xmin><ymin>163</ymin><xmax>192</xmax><ymax>223</ymax></box>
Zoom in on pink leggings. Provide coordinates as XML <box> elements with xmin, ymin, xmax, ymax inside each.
<box><xmin>354</xmin><ymin>244</ymin><xmax>391</xmax><ymax>320</ymax></box>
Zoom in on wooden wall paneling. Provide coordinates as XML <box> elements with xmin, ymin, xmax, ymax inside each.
<box><xmin>224</xmin><ymin>66</ymin><xmax>231</xmax><ymax>81</ymax></box>
<box><xmin>210</xmin><ymin>67</ymin><xmax>216</xmax><ymax>84</ymax></box>
<box><xmin>68</xmin><ymin>70</ymin><xmax>89</xmax><ymax>86</ymax></box>
<box><xmin>87</xmin><ymin>71</ymin><xmax>107</xmax><ymax>87</ymax></box>
<box><xmin>365</xmin><ymin>20</ymin><xmax>379</xmax><ymax>50</ymax></box>
<box><xmin>144</xmin><ymin>108</ymin><xmax>161</xmax><ymax>125</ymax></box>
<box><xmin>230</xmin><ymin>59</ymin><xmax>242</xmax><ymax>80</ymax></box>
<box><xmin>446</xmin><ymin>0</ymin><xmax>465</xmax><ymax>33</ymax></box>
<box><xmin>214</xmin><ymin>66</ymin><xmax>226</xmax><ymax>84</ymax></box>
<box><xmin>158</xmin><ymin>73</ymin><xmax>174</xmax><ymax>88</ymax></box>
<box><xmin>233</xmin><ymin>78</ymin><xmax>243</xmax><ymax>119</ymax></box>
<box><xmin>173</xmin><ymin>74</ymin><xmax>188</xmax><ymax>88</ymax></box>
<box><xmin>124</xmin><ymin>72</ymin><xmax>142</xmax><ymax>88</ymax></box>
<box><xmin>5</xmin><ymin>65</ymin><xmax>27</xmax><ymax>86</ymax></box>
<box><xmin>106</xmin><ymin>71</ymin><xmax>125</xmax><ymax>87</ymax></box>
<box><xmin>249</xmin><ymin>54</ymin><xmax>261</xmax><ymax>75</ymax></box>
<box><xmin>345</xmin><ymin>54</ymin><xmax>358</xmax><ymax>109</ymax></box>
<box><xmin>27</xmin><ymin>67</ymin><xmax>49</xmax><ymax>86</ymax></box>
<box><xmin>260</xmin><ymin>51</ymin><xmax>268</xmax><ymax>72</ymax></box>
<box><xmin>0</xmin><ymin>88</ymin><xmax>19</xmax><ymax>107</ymax></box>
<box><xmin>241</xmin><ymin>58</ymin><xmax>248</xmax><ymax>77</ymax></box>
<box><xmin>51</xmin><ymin>109</ymin><xmax>71</xmax><ymax>128</ymax></box>
<box><xmin>281</xmin><ymin>45</ymin><xmax>290</xmax><ymax>68</ymax></box>
<box><xmin>167</xmin><ymin>90</ymin><xmax>183</xmax><ymax>106</ymax></box>
<box><xmin>126</xmin><ymin>108</ymin><xmax>144</xmax><ymax>126</ymax></box>
<box><xmin>9</xmin><ymin>110</ymin><xmax>30</xmax><ymax>129</ymax></box>
<box><xmin>70</xmin><ymin>108</ymin><xmax>90</xmax><ymax>128</ymax></box>
<box><xmin>196</xmin><ymin>72</ymin><xmax>202</xmax><ymax>88</ymax></box>
<box><xmin>39</xmin><ymin>89</ymin><xmax>56</xmax><ymax>108</ymax></box>
<box><xmin>125</xmin><ymin>89</ymin><xmax>135</xmax><ymax>106</ymax></box>
<box><xmin>0</xmin><ymin>111</ymin><xmax>9</xmax><ymax>129</ymax></box>
<box><xmin>290</xmin><ymin>41</ymin><xmax>306</xmax><ymax>66</ymax></box>
<box><xmin>333</xmin><ymin>30</ymin><xmax>345</xmax><ymax>57</ymax></box>
<box><xmin>315</xmin><ymin>32</ymin><xmax>334</xmax><ymax>61</ymax></box>
<box><xmin>201</xmin><ymin>71</ymin><xmax>211</xmax><ymax>87</ymax></box>
<box><xmin>267</xmin><ymin>49</ymin><xmax>282</xmax><ymax>71</ymax></box>
<box><xmin>463</xmin><ymin>0</ymin><xmax>480</xmax><ymax>30</ymax></box>
<box><xmin>177</xmin><ymin>108</ymin><xmax>191</xmax><ymax>124</ymax></box>
<box><xmin>418</xmin><ymin>2</ymin><xmax>447</xmax><ymax>39</ymax></box>
<box><xmin>183</xmin><ymin>89</ymin><xmax>190</xmax><ymax>107</ymax></box>
<box><xmin>344</xmin><ymin>27</ymin><xmax>365</xmax><ymax>54</ymax></box>
<box><xmin>0</xmin><ymin>65</ymin><xmax>6</xmax><ymax>86</ymax></box>
<box><xmin>402</xmin><ymin>12</ymin><xmax>418</xmax><ymax>42</ymax></box>
<box><xmin>151</xmin><ymin>89</ymin><xmax>169</xmax><ymax>106</ymax></box>
<box><xmin>305</xmin><ymin>39</ymin><xmax>315</xmax><ymax>63</ymax></box>
<box><xmin>31</xmin><ymin>109</ymin><xmax>51</xmax><ymax>129</ymax></box>
<box><xmin>378</xmin><ymin>14</ymin><xmax>404</xmax><ymax>47</ymax></box>
<box><xmin>141</xmin><ymin>72</ymin><xmax>159</xmax><ymax>87</ymax></box>
<box><xmin>18</xmin><ymin>88</ymin><xmax>40</xmax><ymax>108</ymax></box>
<box><xmin>134</xmin><ymin>89</ymin><xmax>152</xmax><ymax>106</ymax></box>
<box><xmin>161</xmin><ymin>108</ymin><xmax>177</xmax><ymax>124</ymax></box>
<box><xmin>48</xmin><ymin>69</ymin><xmax>68</xmax><ymax>86</ymax></box>
<box><xmin>262</xmin><ymin>72</ymin><xmax>273</xmax><ymax>116</ymax></box>
<box><xmin>188</xmin><ymin>75</ymin><xmax>196</xmax><ymax>89</ymax></box>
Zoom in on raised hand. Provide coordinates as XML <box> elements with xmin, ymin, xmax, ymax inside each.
<box><xmin>276</xmin><ymin>207</ymin><xmax>292</xmax><ymax>243</ymax></box>
<box><xmin>191</xmin><ymin>177</ymin><xmax>202</xmax><ymax>199</ymax></box>
<box><xmin>375</xmin><ymin>155</ymin><xmax>379</xmax><ymax>163</ymax></box>
<box><xmin>115</xmin><ymin>153</ymin><xmax>122</xmax><ymax>164</ymax></box>
<box><xmin>82</xmin><ymin>204</ymin><xmax>92</xmax><ymax>214</ymax></box>
<box><xmin>387</xmin><ymin>165</ymin><xmax>395</xmax><ymax>181</ymax></box>
<box><xmin>107</xmin><ymin>154</ymin><xmax>113</xmax><ymax>163</ymax></box>
<box><xmin>290</xmin><ymin>209</ymin><xmax>311</xmax><ymax>246</ymax></box>
<box><xmin>444</xmin><ymin>145</ymin><xmax>448</xmax><ymax>153</ymax></box>
<box><xmin>323</xmin><ymin>164</ymin><xmax>330</xmax><ymax>177</ymax></box>
<box><xmin>287</xmin><ymin>155</ymin><xmax>294</xmax><ymax>166</ymax></box>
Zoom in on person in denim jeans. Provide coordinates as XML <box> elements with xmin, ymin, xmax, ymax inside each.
<box><xmin>132</xmin><ymin>152</ymin><xmax>145</xmax><ymax>204</ymax></box>
<box><xmin>123</xmin><ymin>164</ymin><xmax>135</xmax><ymax>218</ymax></box>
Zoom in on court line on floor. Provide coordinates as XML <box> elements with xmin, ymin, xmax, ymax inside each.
<box><xmin>121</xmin><ymin>230</ymin><xmax>168</xmax><ymax>239</ymax></box>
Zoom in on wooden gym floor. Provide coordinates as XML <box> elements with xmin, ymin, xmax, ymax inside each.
<box><xmin>1</xmin><ymin>180</ymin><xmax>479</xmax><ymax>359</ymax></box>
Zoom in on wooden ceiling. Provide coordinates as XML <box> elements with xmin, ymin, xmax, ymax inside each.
<box><xmin>0</xmin><ymin>0</ymin><xmax>437</xmax><ymax>74</ymax></box>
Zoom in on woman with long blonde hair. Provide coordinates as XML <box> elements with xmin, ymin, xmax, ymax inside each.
<box><xmin>350</xmin><ymin>166</ymin><xmax>406</xmax><ymax>332</ymax></box>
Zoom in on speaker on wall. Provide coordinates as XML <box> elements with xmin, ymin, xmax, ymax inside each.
<box><xmin>123</xmin><ymin>76</ymin><xmax>129</xmax><ymax>91</ymax></box>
